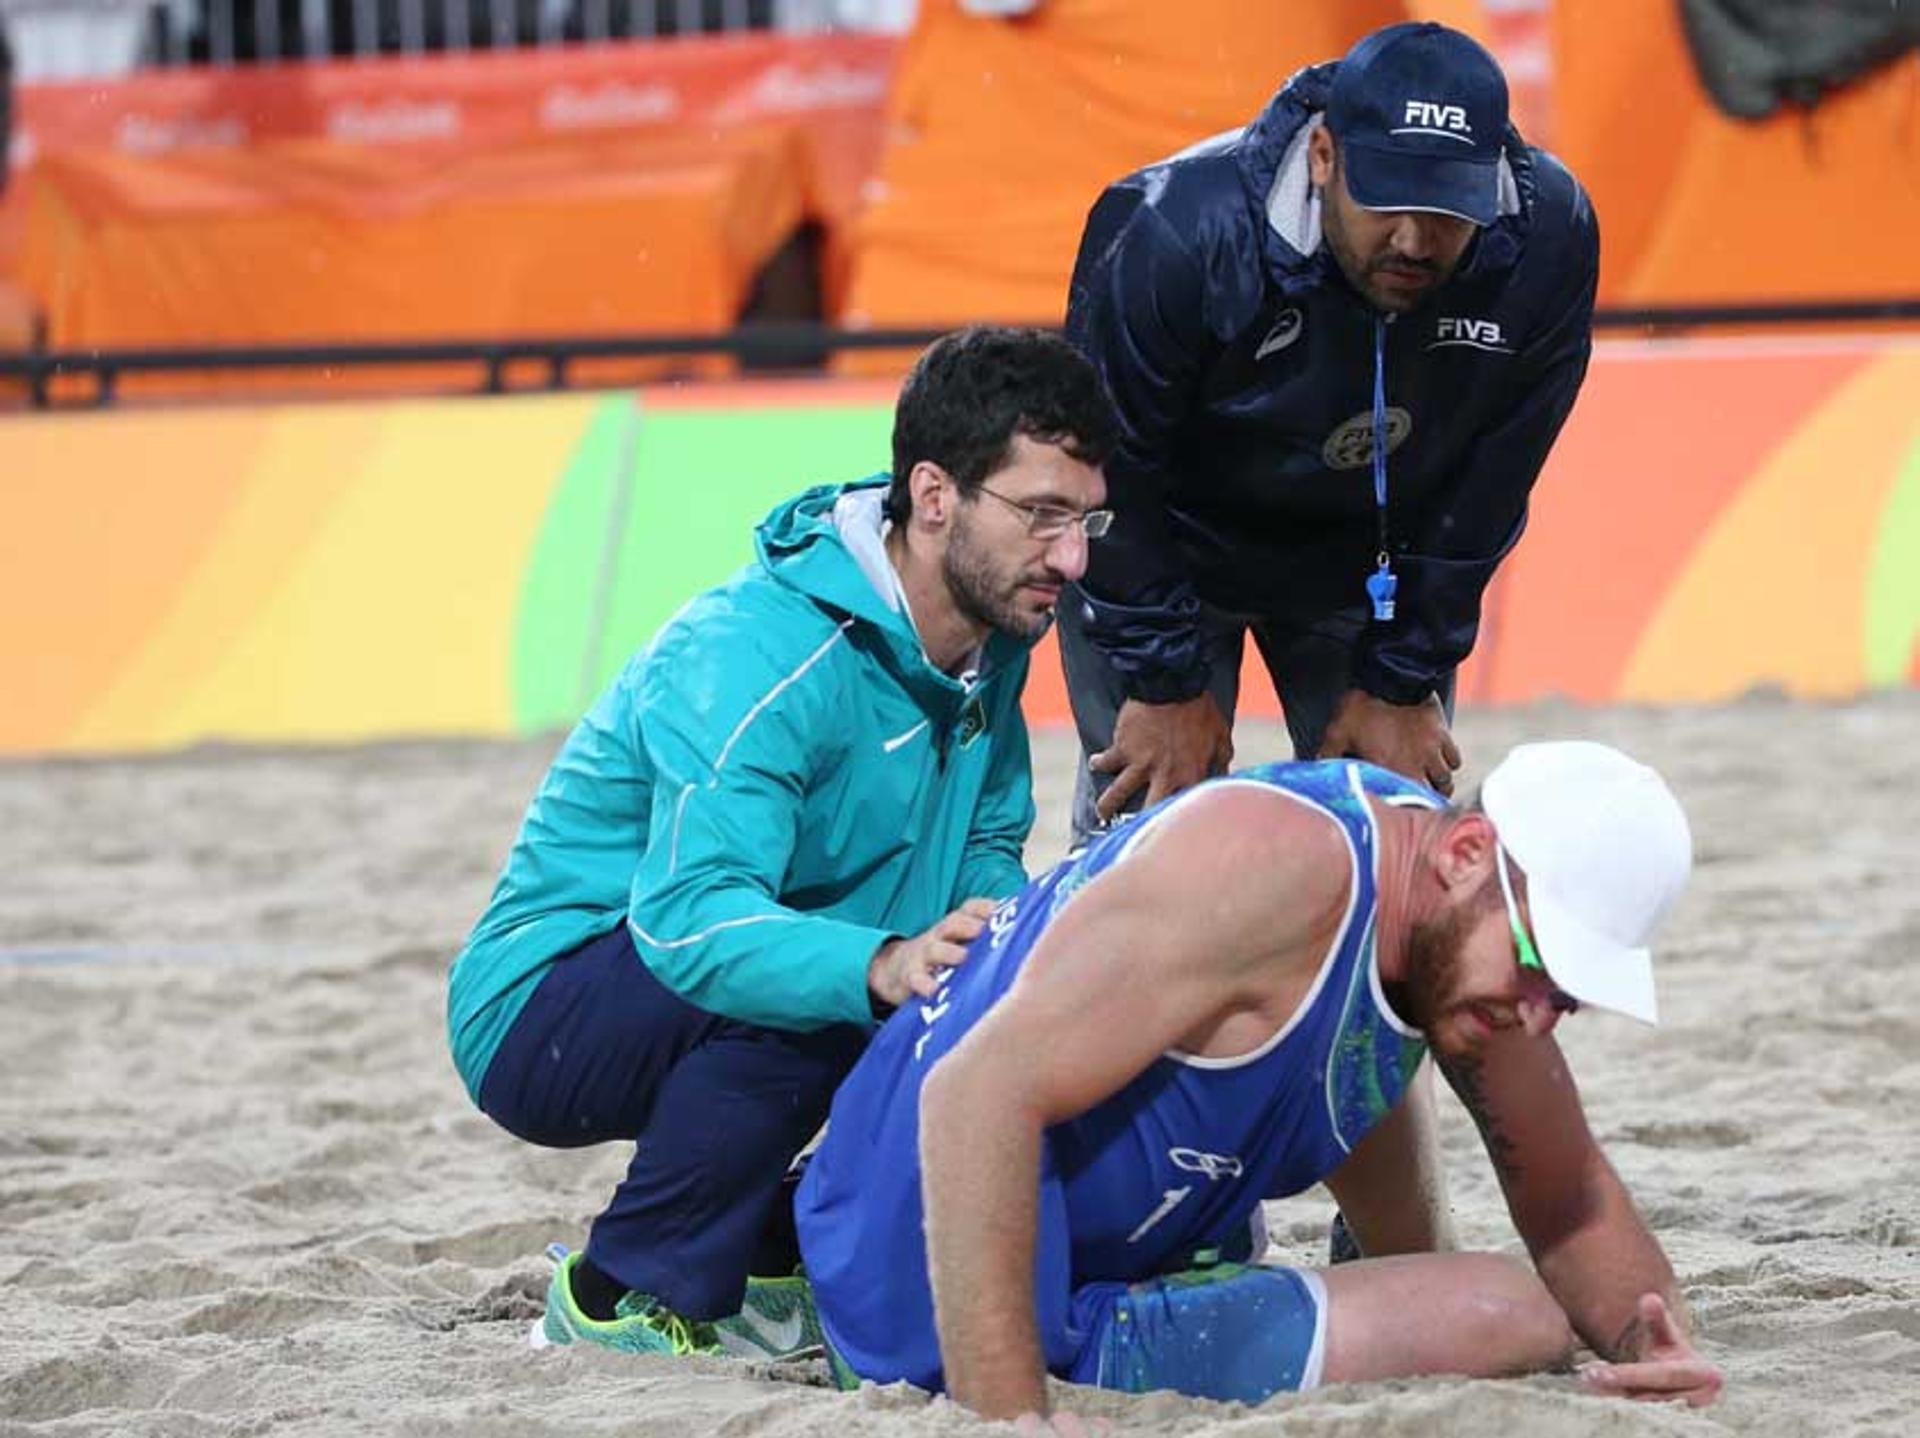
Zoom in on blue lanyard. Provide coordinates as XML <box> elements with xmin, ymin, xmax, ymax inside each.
<box><xmin>1366</xmin><ymin>315</ymin><xmax>1398</xmax><ymax>623</ymax></box>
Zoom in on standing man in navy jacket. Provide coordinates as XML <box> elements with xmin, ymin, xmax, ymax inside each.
<box><xmin>1060</xmin><ymin>21</ymin><xmax>1598</xmax><ymax>837</ymax></box>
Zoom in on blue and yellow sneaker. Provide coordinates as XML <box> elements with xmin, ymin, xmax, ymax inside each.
<box><xmin>530</xmin><ymin>1248</ymin><xmax>721</xmax><ymax>1356</ymax></box>
<box><xmin>713</xmin><ymin>1273</ymin><xmax>824</xmax><ymax>1361</ymax></box>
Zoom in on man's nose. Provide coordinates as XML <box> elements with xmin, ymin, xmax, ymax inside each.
<box><xmin>1516</xmin><ymin>992</ymin><xmax>1563</xmax><ymax>1039</ymax></box>
<box><xmin>1048</xmin><ymin>523</ymin><xmax>1090</xmax><ymax>581</ymax></box>
<box><xmin>1390</xmin><ymin>213</ymin><xmax>1439</xmax><ymax>259</ymax></box>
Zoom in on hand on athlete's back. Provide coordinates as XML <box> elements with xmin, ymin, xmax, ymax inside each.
<box><xmin>1318</xmin><ymin>689</ymin><xmax>1461</xmax><ymax>796</ymax></box>
<box><xmin>1577</xmin><ymin>1293</ymin><xmax>1723</xmax><ymax>1407</ymax></box>
<box><xmin>1091</xmin><ymin>695</ymin><xmax>1233</xmax><ymax>821</ymax></box>
<box><xmin>868</xmin><ymin>898</ymin><xmax>996</xmax><ymax>1009</ymax></box>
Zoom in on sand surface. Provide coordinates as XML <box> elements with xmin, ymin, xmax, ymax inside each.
<box><xmin>3</xmin><ymin>695</ymin><xmax>1917</xmax><ymax>1435</ymax></box>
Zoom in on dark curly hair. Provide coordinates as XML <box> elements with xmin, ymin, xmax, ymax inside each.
<box><xmin>886</xmin><ymin>327</ymin><xmax>1118</xmax><ymax>524</ymax></box>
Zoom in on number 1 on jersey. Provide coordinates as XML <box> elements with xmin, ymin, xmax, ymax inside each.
<box><xmin>1125</xmin><ymin>1185</ymin><xmax>1193</xmax><ymax>1245</ymax></box>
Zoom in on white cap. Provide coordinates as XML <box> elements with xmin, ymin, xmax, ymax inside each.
<box><xmin>1480</xmin><ymin>741</ymin><xmax>1692</xmax><ymax>1025</ymax></box>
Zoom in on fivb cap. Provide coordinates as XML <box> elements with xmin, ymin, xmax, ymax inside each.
<box><xmin>1480</xmin><ymin>742</ymin><xmax>1693</xmax><ymax>1025</ymax></box>
<box><xmin>1326</xmin><ymin>21</ymin><xmax>1509</xmax><ymax>226</ymax></box>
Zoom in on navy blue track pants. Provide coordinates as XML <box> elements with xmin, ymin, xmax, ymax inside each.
<box><xmin>477</xmin><ymin>923</ymin><xmax>868</xmax><ymax>1319</ymax></box>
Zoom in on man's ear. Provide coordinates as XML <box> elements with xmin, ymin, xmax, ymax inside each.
<box><xmin>907</xmin><ymin>460</ymin><xmax>952</xmax><ymax>530</ymax></box>
<box><xmin>1308</xmin><ymin>125</ymin><xmax>1335</xmax><ymax>189</ymax></box>
<box><xmin>1435</xmin><ymin>812</ymin><xmax>1497</xmax><ymax>893</ymax></box>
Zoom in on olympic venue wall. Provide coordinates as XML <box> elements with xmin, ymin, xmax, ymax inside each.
<box><xmin>4</xmin><ymin>335</ymin><xmax>1917</xmax><ymax>757</ymax></box>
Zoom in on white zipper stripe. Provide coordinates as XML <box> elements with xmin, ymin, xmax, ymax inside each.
<box><xmin>667</xmin><ymin>783</ymin><xmax>695</xmax><ymax>877</ymax></box>
<box><xmin>629</xmin><ymin>913</ymin><xmax>795</xmax><ymax>952</ymax></box>
<box><xmin>713</xmin><ymin>620</ymin><xmax>852</xmax><ymax>772</ymax></box>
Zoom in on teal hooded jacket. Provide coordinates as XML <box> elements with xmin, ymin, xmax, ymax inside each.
<box><xmin>447</xmin><ymin>478</ymin><xmax>1036</xmax><ymax>1100</ymax></box>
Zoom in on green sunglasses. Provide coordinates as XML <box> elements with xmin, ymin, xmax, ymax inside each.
<box><xmin>1495</xmin><ymin>844</ymin><xmax>1580</xmax><ymax>1015</ymax></box>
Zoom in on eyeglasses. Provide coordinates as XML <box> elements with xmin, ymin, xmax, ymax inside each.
<box><xmin>974</xmin><ymin>485</ymin><xmax>1114</xmax><ymax>541</ymax></box>
<box><xmin>1495</xmin><ymin>844</ymin><xmax>1580</xmax><ymax>1016</ymax></box>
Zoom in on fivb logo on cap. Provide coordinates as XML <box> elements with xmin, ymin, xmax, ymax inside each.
<box><xmin>1397</xmin><ymin>100</ymin><xmax>1474</xmax><ymax>143</ymax></box>
<box><xmin>1326</xmin><ymin>22</ymin><xmax>1509</xmax><ymax>226</ymax></box>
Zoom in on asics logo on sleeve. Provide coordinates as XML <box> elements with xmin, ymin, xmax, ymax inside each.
<box><xmin>1254</xmin><ymin>307</ymin><xmax>1304</xmax><ymax>360</ymax></box>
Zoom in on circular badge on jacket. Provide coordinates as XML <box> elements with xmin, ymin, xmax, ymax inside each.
<box><xmin>1321</xmin><ymin>407</ymin><xmax>1412</xmax><ymax>470</ymax></box>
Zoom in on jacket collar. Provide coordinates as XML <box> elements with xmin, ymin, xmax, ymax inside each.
<box><xmin>756</xmin><ymin>477</ymin><xmax>1026</xmax><ymax>710</ymax></box>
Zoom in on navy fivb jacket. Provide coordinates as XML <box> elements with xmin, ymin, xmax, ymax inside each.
<box><xmin>1064</xmin><ymin>63</ymin><xmax>1598</xmax><ymax>706</ymax></box>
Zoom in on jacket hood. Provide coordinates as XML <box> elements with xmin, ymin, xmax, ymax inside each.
<box><xmin>752</xmin><ymin>476</ymin><xmax>1032</xmax><ymax>702</ymax></box>
<box><xmin>755</xmin><ymin>476</ymin><xmax>905</xmax><ymax>629</ymax></box>
<box><xmin>1238</xmin><ymin>61</ymin><xmax>1535</xmax><ymax>301</ymax></box>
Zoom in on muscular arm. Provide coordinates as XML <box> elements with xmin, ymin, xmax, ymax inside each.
<box><xmin>1322</xmin><ymin>1059</ymin><xmax>1458</xmax><ymax>1256</ymax></box>
<box><xmin>920</xmin><ymin>788</ymin><xmax>1348</xmax><ymax>1419</ymax></box>
<box><xmin>1437</xmin><ymin>1034</ymin><xmax>1686</xmax><ymax>1360</ymax></box>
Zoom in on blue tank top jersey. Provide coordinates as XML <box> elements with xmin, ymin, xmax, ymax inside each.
<box><xmin>794</xmin><ymin>760</ymin><xmax>1438</xmax><ymax>1393</ymax></box>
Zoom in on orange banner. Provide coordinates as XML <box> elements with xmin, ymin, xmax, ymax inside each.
<box><xmin>11</xmin><ymin>34</ymin><xmax>894</xmax><ymax>176</ymax></box>
<box><xmin>17</xmin><ymin>125</ymin><xmax>808</xmax><ymax>383</ymax></box>
<box><xmin>1</xmin><ymin>33</ymin><xmax>899</xmax><ymax>387</ymax></box>
<box><xmin>2</xmin><ymin>32</ymin><xmax>895</xmax><ymax>291</ymax></box>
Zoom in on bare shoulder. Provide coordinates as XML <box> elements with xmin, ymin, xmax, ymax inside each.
<box><xmin>1129</xmin><ymin>779</ymin><xmax>1352</xmax><ymax>873</ymax></box>
<box><xmin>1117</xmin><ymin>781</ymin><xmax>1354</xmax><ymax>958</ymax></box>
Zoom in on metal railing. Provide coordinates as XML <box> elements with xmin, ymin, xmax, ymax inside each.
<box><xmin>136</xmin><ymin>1</ymin><xmax>875</xmax><ymax>67</ymax></box>
<box><xmin>0</xmin><ymin>321</ymin><xmax>920</xmax><ymax>407</ymax></box>
<box><xmin>0</xmin><ymin>0</ymin><xmax>849</xmax><ymax>81</ymax></box>
<box><xmin>4</xmin><ymin>301</ymin><xmax>1920</xmax><ymax>411</ymax></box>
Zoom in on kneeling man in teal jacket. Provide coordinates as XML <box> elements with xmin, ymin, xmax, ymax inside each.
<box><xmin>447</xmin><ymin>327</ymin><xmax>1118</xmax><ymax>1359</ymax></box>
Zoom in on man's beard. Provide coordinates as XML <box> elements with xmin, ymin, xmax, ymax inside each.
<box><xmin>1392</xmin><ymin>901</ymin><xmax>1474</xmax><ymax>1033</ymax></box>
<box><xmin>942</xmin><ymin>519</ymin><xmax>1055</xmax><ymax>640</ymax></box>
<box><xmin>1322</xmin><ymin>209</ymin><xmax>1455</xmax><ymax>315</ymax></box>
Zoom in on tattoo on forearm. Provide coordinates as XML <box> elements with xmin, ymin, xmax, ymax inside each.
<box><xmin>1441</xmin><ymin>1055</ymin><xmax>1524</xmax><ymax>1187</ymax></box>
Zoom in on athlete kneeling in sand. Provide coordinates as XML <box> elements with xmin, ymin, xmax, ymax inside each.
<box><xmin>794</xmin><ymin>742</ymin><xmax>1724</xmax><ymax>1425</ymax></box>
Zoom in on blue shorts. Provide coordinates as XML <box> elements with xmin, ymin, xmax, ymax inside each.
<box><xmin>824</xmin><ymin>1261</ymin><xmax>1328</xmax><ymax>1403</ymax></box>
<box><xmin>1069</xmin><ymin>1264</ymin><xmax>1329</xmax><ymax>1403</ymax></box>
